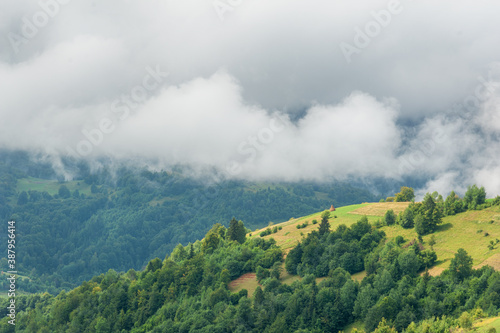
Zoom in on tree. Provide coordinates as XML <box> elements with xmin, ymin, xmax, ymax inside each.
<box><xmin>146</xmin><ymin>258</ymin><xmax>162</xmax><ymax>272</ymax></box>
<box><xmin>271</xmin><ymin>262</ymin><xmax>282</xmax><ymax>280</ymax></box>
<box><xmin>256</xmin><ymin>266</ymin><xmax>270</xmax><ymax>282</ymax></box>
<box><xmin>58</xmin><ymin>185</ymin><xmax>71</xmax><ymax>199</ymax></box>
<box><xmin>414</xmin><ymin>214</ymin><xmax>425</xmax><ymax>237</ymax></box>
<box><xmin>449</xmin><ymin>248</ymin><xmax>473</xmax><ymax>281</ymax></box>
<box><xmin>458</xmin><ymin>311</ymin><xmax>473</xmax><ymax>329</ymax></box>
<box><xmin>444</xmin><ymin>191</ymin><xmax>461</xmax><ymax>216</ymax></box>
<box><xmin>285</xmin><ymin>243</ymin><xmax>303</xmax><ymax>274</ymax></box>
<box><xmin>464</xmin><ymin>185</ymin><xmax>486</xmax><ymax>210</ymax></box>
<box><xmin>220</xmin><ymin>268</ymin><xmax>231</xmax><ymax>285</ymax></box>
<box><xmin>188</xmin><ymin>243</ymin><xmax>195</xmax><ymax>259</ymax></box>
<box><xmin>429</xmin><ymin>235</ymin><xmax>436</xmax><ymax>249</ymax></box>
<box><xmin>398</xmin><ymin>250</ymin><xmax>420</xmax><ymax>277</ymax></box>
<box><xmin>202</xmin><ymin>231</ymin><xmax>221</xmax><ymax>254</ymax></box>
<box><xmin>353</xmin><ymin>284</ymin><xmax>377</xmax><ymax>318</ymax></box>
<box><xmin>253</xmin><ymin>286</ymin><xmax>264</xmax><ymax>306</ymax></box>
<box><xmin>170</xmin><ymin>244</ymin><xmax>187</xmax><ymax>262</ymax></box>
<box><xmin>384</xmin><ymin>209</ymin><xmax>396</xmax><ymax>226</ymax></box>
<box><xmin>228</xmin><ymin>218</ymin><xmax>246</xmax><ymax>244</ymax></box>
<box><xmin>373</xmin><ymin>317</ymin><xmax>397</xmax><ymax>333</ymax></box>
<box><xmin>400</xmin><ymin>207</ymin><xmax>414</xmax><ymax>229</ymax></box>
<box><xmin>395</xmin><ymin>186</ymin><xmax>415</xmax><ymax>202</ymax></box>
<box><xmin>417</xmin><ymin>193</ymin><xmax>442</xmax><ymax>234</ymax></box>
<box><xmin>17</xmin><ymin>191</ymin><xmax>28</xmax><ymax>205</ymax></box>
<box><xmin>318</xmin><ymin>211</ymin><xmax>330</xmax><ymax>236</ymax></box>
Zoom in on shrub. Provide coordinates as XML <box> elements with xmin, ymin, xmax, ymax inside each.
<box><xmin>278</xmin><ymin>226</ymin><xmax>282</xmax><ymax>230</ymax></box>
<box><xmin>477</xmin><ymin>229</ymin><xmax>483</xmax><ymax>233</ymax></box>
<box><xmin>260</xmin><ymin>228</ymin><xmax>273</xmax><ymax>237</ymax></box>
<box><xmin>312</xmin><ymin>219</ymin><xmax>318</xmax><ymax>224</ymax></box>
<box><xmin>395</xmin><ymin>235</ymin><xmax>405</xmax><ymax>246</ymax></box>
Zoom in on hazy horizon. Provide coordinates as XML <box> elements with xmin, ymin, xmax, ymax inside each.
<box><xmin>1</xmin><ymin>0</ymin><xmax>499</xmax><ymax>197</ymax></box>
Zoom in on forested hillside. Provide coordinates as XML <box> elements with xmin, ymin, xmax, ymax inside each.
<box><xmin>4</xmin><ymin>215</ymin><xmax>500</xmax><ymax>332</ymax></box>
<box><xmin>0</xmin><ymin>150</ymin><xmax>378</xmax><ymax>293</ymax></box>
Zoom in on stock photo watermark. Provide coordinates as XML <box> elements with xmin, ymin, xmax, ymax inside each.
<box><xmin>339</xmin><ymin>0</ymin><xmax>406</xmax><ymax>64</ymax></box>
<box><xmin>6</xmin><ymin>220</ymin><xmax>16</xmax><ymax>326</ymax></box>
<box><xmin>213</xmin><ymin>0</ymin><xmax>244</xmax><ymax>21</ymax></box>
<box><xmin>457</xmin><ymin>71</ymin><xmax>499</xmax><ymax>117</ymax></box>
<box><xmin>226</xmin><ymin>114</ymin><xmax>288</xmax><ymax>176</ymax></box>
<box><xmin>396</xmin><ymin>128</ymin><xmax>448</xmax><ymax>176</ymax></box>
<box><xmin>65</xmin><ymin>65</ymin><xmax>169</xmax><ymax>157</ymax></box>
<box><xmin>7</xmin><ymin>0</ymin><xmax>71</xmax><ymax>54</ymax></box>
<box><xmin>395</xmin><ymin>67</ymin><xmax>499</xmax><ymax>178</ymax></box>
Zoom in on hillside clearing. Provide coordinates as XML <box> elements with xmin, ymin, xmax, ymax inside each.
<box><xmin>16</xmin><ymin>177</ymin><xmax>93</xmax><ymax>196</ymax></box>
<box><xmin>234</xmin><ymin>202</ymin><xmax>500</xmax><ymax>298</ymax></box>
<box><xmin>249</xmin><ymin>203</ymin><xmax>382</xmax><ymax>251</ymax></box>
<box><xmin>348</xmin><ymin>201</ymin><xmax>410</xmax><ymax>216</ymax></box>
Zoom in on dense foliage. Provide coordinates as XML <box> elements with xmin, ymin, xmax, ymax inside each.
<box><xmin>285</xmin><ymin>216</ymin><xmax>386</xmax><ymax>276</ymax></box>
<box><xmin>5</xmin><ymin>217</ymin><xmax>500</xmax><ymax>332</ymax></box>
<box><xmin>0</xmin><ymin>150</ymin><xmax>379</xmax><ymax>293</ymax></box>
<box><xmin>388</xmin><ymin>186</ymin><xmax>500</xmax><ymax>236</ymax></box>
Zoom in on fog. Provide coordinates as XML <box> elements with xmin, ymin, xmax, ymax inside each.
<box><xmin>1</xmin><ymin>0</ymin><xmax>499</xmax><ymax>196</ymax></box>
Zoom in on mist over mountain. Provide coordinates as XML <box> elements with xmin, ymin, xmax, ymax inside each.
<box><xmin>1</xmin><ymin>0</ymin><xmax>499</xmax><ymax>196</ymax></box>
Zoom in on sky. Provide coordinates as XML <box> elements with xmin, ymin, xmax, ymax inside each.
<box><xmin>0</xmin><ymin>0</ymin><xmax>499</xmax><ymax>196</ymax></box>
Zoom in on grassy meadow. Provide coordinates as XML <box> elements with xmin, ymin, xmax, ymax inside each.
<box><xmin>234</xmin><ymin>202</ymin><xmax>500</xmax><ymax>297</ymax></box>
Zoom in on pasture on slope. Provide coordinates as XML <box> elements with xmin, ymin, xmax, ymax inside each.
<box><xmin>232</xmin><ymin>202</ymin><xmax>500</xmax><ymax>295</ymax></box>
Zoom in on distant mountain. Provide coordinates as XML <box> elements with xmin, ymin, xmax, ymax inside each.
<box><xmin>0</xmin><ymin>149</ymin><xmax>380</xmax><ymax>293</ymax></box>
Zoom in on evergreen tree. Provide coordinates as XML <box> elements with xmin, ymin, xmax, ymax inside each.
<box><xmin>449</xmin><ymin>248</ymin><xmax>473</xmax><ymax>281</ymax></box>
<box><xmin>414</xmin><ymin>214</ymin><xmax>425</xmax><ymax>237</ymax></box>
<box><xmin>444</xmin><ymin>191</ymin><xmax>461</xmax><ymax>216</ymax></box>
<box><xmin>188</xmin><ymin>243</ymin><xmax>195</xmax><ymax>259</ymax></box>
<box><xmin>228</xmin><ymin>217</ymin><xmax>247</xmax><ymax>244</ymax></box>
<box><xmin>17</xmin><ymin>191</ymin><xmax>28</xmax><ymax>205</ymax></box>
<box><xmin>253</xmin><ymin>286</ymin><xmax>264</xmax><ymax>306</ymax></box>
<box><xmin>58</xmin><ymin>185</ymin><xmax>71</xmax><ymax>199</ymax></box>
<box><xmin>285</xmin><ymin>242</ymin><xmax>303</xmax><ymax>274</ymax></box>
<box><xmin>464</xmin><ymin>185</ymin><xmax>486</xmax><ymax>210</ymax></box>
<box><xmin>417</xmin><ymin>193</ymin><xmax>442</xmax><ymax>234</ymax></box>
<box><xmin>318</xmin><ymin>210</ymin><xmax>331</xmax><ymax>236</ymax></box>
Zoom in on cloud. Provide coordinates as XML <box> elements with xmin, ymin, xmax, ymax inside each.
<box><xmin>1</xmin><ymin>0</ymin><xmax>500</xmax><ymax>195</ymax></box>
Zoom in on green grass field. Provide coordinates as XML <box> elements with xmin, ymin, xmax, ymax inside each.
<box><xmin>381</xmin><ymin>205</ymin><xmax>500</xmax><ymax>274</ymax></box>
<box><xmin>249</xmin><ymin>202</ymin><xmax>408</xmax><ymax>251</ymax></box>
<box><xmin>235</xmin><ymin>202</ymin><xmax>500</xmax><ymax>301</ymax></box>
<box><xmin>16</xmin><ymin>177</ymin><xmax>93</xmax><ymax>196</ymax></box>
<box><xmin>475</xmin><ymin>316</ymin><xmax>500</xmax><ymax>332</ymax></box>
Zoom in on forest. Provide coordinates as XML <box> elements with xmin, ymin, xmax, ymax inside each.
<box><xmin>0</xmin><ymin>150</ymin><xmax>378</xmax><ymax>293</ymax></box>
<box><xmin>3</xmin><ymin>210</ymin><xmax>500</xmax><ymax>332</ymax></box>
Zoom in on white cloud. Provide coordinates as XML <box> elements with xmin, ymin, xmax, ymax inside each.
<box><xmin>1</xmin><ymin>0</ymin><xmax>500</xmax><ymax>195</ymax></box>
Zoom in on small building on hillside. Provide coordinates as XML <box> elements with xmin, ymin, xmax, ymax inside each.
<box><xmin>329</xmin><ymin>205</ymin><xmax>335</xmax><ymax>212</ymax></box>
